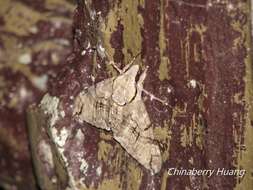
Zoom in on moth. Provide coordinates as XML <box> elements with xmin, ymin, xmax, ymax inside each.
<box><xmin>73</xmin><ymin>62</ymin><xmax>162</xmax><ymax>174</ymax></box>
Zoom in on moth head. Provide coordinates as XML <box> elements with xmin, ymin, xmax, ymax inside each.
<box><xmin>112</xmin><ymin>65</ymin><xmax>139</xmax><ymax>106</ymax></box>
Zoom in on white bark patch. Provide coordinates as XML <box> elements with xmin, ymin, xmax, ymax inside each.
<box><xmin>60</xmin><ymin>110</ymin><xmax>65</xmax><ymax>118</ymax></box>
<box><xmin>51</xmin><ymin>127</ymin><xmax>69</xmax><ymax>147</ymax></box>
<box><xmin>96</xmin><ymin>166</ymin><xmax>102</xmax><ymax>176</ymax></box>
<box><xmin>81</xmin><ymin>50</ymin><xmax>86</xmax><ymax>56</ymax></box>
<box><xmin>19</xmin><ymin>86</ymin><xmax>29</xmax><ymax>99</ymax></box>
<box><xmin>79</xmin><ymin>158</ymin><xmax>88</xmax><ymax>174</ymax></box>
<box><xmin>189</xmin><ymin>79</ymin><xmax>197</xmax><ymax>88</ymax></box>
<box><xmin>40</xmin><ymin>94</ymin><xmax>60</xmax><ymax>126</ymax></box>
<box><xmin>19</xmin><ymin>53</ymin><xmax>31</xmax><ymax>64</ymax></box>
<box><xmin>29</xmin><ymin>26</ymin><xmax>38</xmax><ymax>34</ymax></box>
<box><xmin>32</xmin><ymin>75</ymin><xmax>48</xmax><ymax>91</ymax></box>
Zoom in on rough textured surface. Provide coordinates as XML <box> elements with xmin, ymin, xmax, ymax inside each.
<box><xmin>0</xmin><ymin>0</ymin><xmax>75</xmax><ymax>189</ymax></box>
<box><xmin>3</xmin><ymin>0</ymin><xmax>252</xmax><ymax>189</ymax></box>
<box><xmin>252</xmin><ymin>0</ymin><xmax>253</xmax><ymax>40</ymax></box>
<box><xmin>26</xmin><ymin>0</ymin><xmax>253</xmax><ymax>190</ymax></box>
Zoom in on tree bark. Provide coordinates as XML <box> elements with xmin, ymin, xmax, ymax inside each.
<box><xmin>0</xmin><ymin>0</ymin><xmax>75</xmax><ymax>189</ymax></box>
<box><xmin>4</xmin><ymin>0</ymin><xmax>253</xmax><ymax>190</ymax></box>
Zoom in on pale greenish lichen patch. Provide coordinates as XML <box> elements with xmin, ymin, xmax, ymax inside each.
<box><xmin>97</xmin><ymin>140</ymin><xmax>113</xmax><ymax>162</ymax></box>
<box><xmin>234</xmin><ymin>1</ymin><xmax>253</xmax><ymax>189</ymax></box>
<box><xmin>100</xmin><ymin>7</ymin><xmax>119</xmax><ymax>76</ymax></box>
<box><xmin>119</xmin><ymin>0</ymin><xmax>143</xmax><ymax>65</ymax></box>
<box><xmin>158</xmin><ymin>57</ymin><xmax>170</xmax><ymax>81</ymax></box>
<box><xmin>158</xmin><ymin>0</ymin><xmax>170</xmax><ymax>81</ymax></box>
<box><xmin>125</xmin><ymin>161</ymin><xmax>143</xmax><ymax>190</ymax></box>
<box><xmin>100</xmin><ymin>0</ymin><xmax>144</xmax><ymax>73</ymax></box>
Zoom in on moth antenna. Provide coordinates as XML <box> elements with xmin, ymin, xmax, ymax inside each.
<box><xmin>137</xmin><ymin>67</ymin><xmax>183</xmax><ymax>113</ymax></box>
<box><xmin>108</xmin><ymin>61</ymin><xmax>123</xmax><ymax>74</ymax></box>
<box><xmin>141</xmin><ymin>88</ymin><xmax>184</xmax><ymax>113</ymax></box>
<box><xmin>104</xmin><ymin>50</ymin><xmax>124</xmax><ymax>74</ymax></box>
<box><xmin>106</xmin><ymin>52</ymin><xmax>142</xmax><ymax>74</ymax></box>
<box><xmin>122</xmin><ymin>52</ymin><xmax>141</xmax><ymax>73</ymax></box>
<box><xmin>136</xmin><ymin>66</ymin><xmax>148</xmax><ymax>99</ymax></box>
<box><xmin>129</xmin><ymin>52</ymin><xmax>141</xmax><ymax>65</ymax></box>
<box><xmin>141</xmin><ymin>88</ymin><xmax>167</xmax><ymax>105</ymax></box>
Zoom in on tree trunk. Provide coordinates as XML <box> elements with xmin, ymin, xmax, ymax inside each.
<box><xmin>0</xmin><ymin>0</ymin><xmax>75</xmax><ymax>189</ymax></box>
<box><xmin>4</xmin><ymin>0</ymin><xmax>253</xmax><ymax>190</ymax></box>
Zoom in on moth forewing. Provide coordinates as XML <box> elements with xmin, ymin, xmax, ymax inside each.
<box><xmin>112</xmin><ymin>65</ymin><xmax>139</xmax><ymax>105</ymax></box>
<box><xmin>73</xmin><ymin>64</ymin><xmax>162</xmax><ymax>173</ymax></box>
<box><xmin>95</xmin><ymin>77</ymin><xmax>114</xmax><ymax>99</ymax></box>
